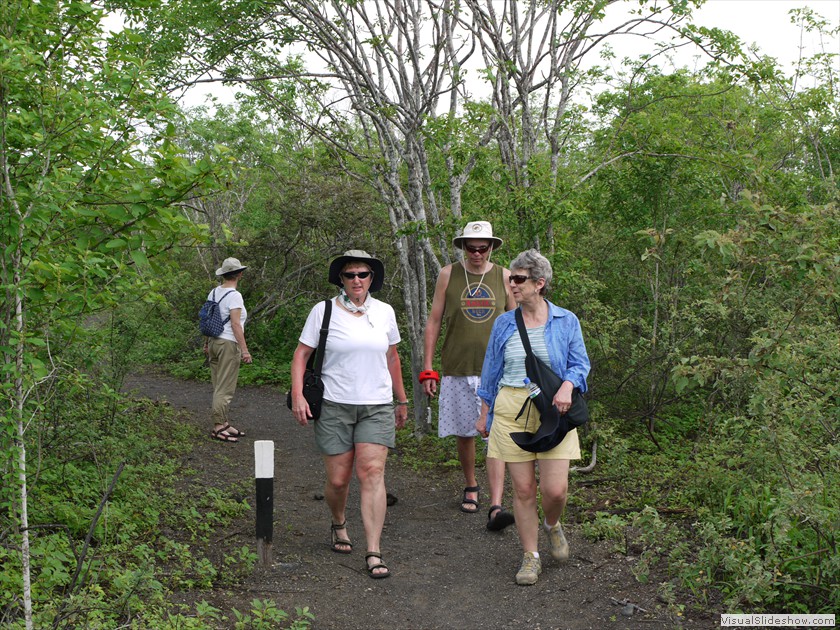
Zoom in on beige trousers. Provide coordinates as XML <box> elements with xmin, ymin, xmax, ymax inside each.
<box><xmin>208</xmin><ymin>337</ymin><xmax>241</xmax><ymax>425</ymax></box>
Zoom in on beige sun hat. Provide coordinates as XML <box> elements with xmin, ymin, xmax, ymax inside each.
<box><xmin>452</xmin><ymin>221</ymin><xmax>503</xmax><ymax>249</ymax></box>
<box><xmin>215</xmin><ymin>257</ymin><xmax>248</xmax><ymax>276</ymax></box>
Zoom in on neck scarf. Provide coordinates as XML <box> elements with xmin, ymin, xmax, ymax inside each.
<box><xmin>339</xmin><ymin>287</ymin><xmax>372</xmax><ymax>313</ymax></box>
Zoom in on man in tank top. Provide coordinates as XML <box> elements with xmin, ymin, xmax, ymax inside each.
<box><xmin>422</xmin><ymin>221</ymin><xmax>517</xmax><ymax>529</ymax></box>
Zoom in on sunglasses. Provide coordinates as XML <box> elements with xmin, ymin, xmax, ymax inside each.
<box><xmin>509</xmin><ymin>275</ymin><xmax>532</xmax><ymax>285</ymax></box>
<box><xmin>464</xmin><ymin>244</ymin><xmax>491</xmax><ymax>254</ymax></box>
<box><xmin>341</xmin><ymin>271</ymin><xmax>372</xmax><ymax>280</ymax></box>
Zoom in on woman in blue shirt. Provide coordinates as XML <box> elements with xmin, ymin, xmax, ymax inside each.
<box><xmin>476</xmin><ymin>249</ymin><xmax>590</xmax><ymax>586</ymax></box>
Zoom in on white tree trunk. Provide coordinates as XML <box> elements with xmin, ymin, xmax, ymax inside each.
<box><xmin>4</xmin><ymin>135</ymin><xmax>34</xmax><ymax>630</ymax></box>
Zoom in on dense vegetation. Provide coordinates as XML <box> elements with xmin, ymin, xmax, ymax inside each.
<box><xmin>1</xmin><ymin>0</ymin><xmax>836</xmax><ymax>627</ymax></box>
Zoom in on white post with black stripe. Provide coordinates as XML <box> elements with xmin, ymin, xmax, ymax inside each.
<box><xmin>254</xmin><ymin>440</ymin><xmax>274</xmax><ymax>567</ymax></box>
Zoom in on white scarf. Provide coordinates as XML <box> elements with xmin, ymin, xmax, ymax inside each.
<box><xmin>339</xmin><ymin>288</ymin><xmax>372</xmax><ymax>314</ymax></box>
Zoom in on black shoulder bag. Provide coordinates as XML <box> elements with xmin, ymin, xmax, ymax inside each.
<box><xmin>286</xmin><ymin>299</ymin><xmax>332</xmax><ymax>420</ymax></box>
<box><xmin>509</xmin><ymin>307</ymin><xmax>589</xmax><ymax>453</ymax></box>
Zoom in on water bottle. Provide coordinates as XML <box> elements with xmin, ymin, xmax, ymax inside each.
<box><xmin>524</xmin><ymin>377</ymin><xmax>541</xmax><ymax>399</ymax></box>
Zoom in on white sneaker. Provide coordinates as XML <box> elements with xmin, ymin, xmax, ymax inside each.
<box><xmin>515</xmin><ymin>552</ymin><xmax>542</xmax><ymax>585</ymax></box>
<box><xmin>544</xmin><ymin>520</ymin><xmax>570</xmax><ymax>561</ymax></box>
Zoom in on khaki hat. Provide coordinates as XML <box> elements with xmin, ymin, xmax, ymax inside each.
<box><xmin>215</xmin><ymin>257</ymin><xmax>248</xmax><ymax>276</ymax></box>
<box><xmin>328</xmin><ymin>250</ymin><xmax>385</xmax><ymax>292</ymax></box>
<box><xmin>452</xmin><ymin>221</ymin><xmax>503</xmax><ymax>249</ymax></box>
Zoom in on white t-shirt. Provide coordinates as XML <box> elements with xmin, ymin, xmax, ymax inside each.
<box><xmin>207</xmin><ymin>287</ymin><xmax>246</xmax><ymax>342</ymax></box>
<box><xmin>299</xmin><ymin>296</ymin><xmax>401</xmax><ymax>405</ymax></box>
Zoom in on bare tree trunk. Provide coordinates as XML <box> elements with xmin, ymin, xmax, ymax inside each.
<box><xmin>245</xmin><ymin>0</ymin><xmax>484</xmax><ymax>432</ymax></box>
<box><xmin>4</xmin><ymin>127</ymin><xmax>34</xmax><ymax>630</ymax></box>
<box><xmin>15</xmin><ymin>290</ymin><xmax>33</xmax><ymax>630</ymax></box>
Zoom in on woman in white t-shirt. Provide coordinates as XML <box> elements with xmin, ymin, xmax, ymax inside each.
<box><xmin>290</xmin><ymin>250</ymin><xmax>408</xmax><ymax>579</ymax></box>
<box><xmin>204</xmin><ymin>257</ymin><xmax>253</xmax><ymax>442</ymax></box>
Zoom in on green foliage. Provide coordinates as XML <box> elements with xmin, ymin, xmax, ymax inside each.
<box><xmin>232</xmin><ymin>600</ymin><xmax>315</xmax><ymax>630</ymax></box>
<box><xmin>0</xmin><ymin>8</ymin><xmax>230</xmax><ymax>626</ymax></box>
<box><xmin>222</xmin><ymin>546</ymin><xmax>260</xmax><ymax>586</ymax></box>
<box><xmin>111</xmin><ymin>599</ymin><xmax>314</xmax><ymax>630</ymax></box>
<box><xmin>574</xmin><ymin>193</ymin><xmax>838</xmax><ymax>612</ymax></box>
<box><xmin>580</xmin><ymin>513</ymin><xmax>629</xmax><ymax>554</ymax></box>
<box><xmin>0</xmin><ymin>378</ymin><xmax>305</xmax><ymax>627</ymax></box>
<box><xmin>166</xmin><ymin>487</ymin><xmax>250</xmax><ymax>542</ymax></box>
<box><xmin>156</xmin><ymin>538</ymin><xmax>218</xmax><ymax>589</ymax></box>
<box><xmin>676</xmin><ymin>195</ymin><xmax>838</xmax><ymax>606</ymax></box>
<box><xmin>395</xmin><ymin>426</ymin><xmax>486</xmax><ymax>472</ymax></box>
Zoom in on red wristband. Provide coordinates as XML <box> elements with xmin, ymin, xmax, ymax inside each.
<box><xmin>418</xmin><ymin>370</ymin><xmax>440</xmax><ymax>383</ymax></box>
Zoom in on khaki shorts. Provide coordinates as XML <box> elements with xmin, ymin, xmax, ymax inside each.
<box><xmin>314</xmin><ymin>400</ymin><xmax>396</xmax><ymax>455</ymax></box>
<box><xmin>487</xmin><ymin>386</ymin><xmax>580</xmax><ymax>463</ymax></box>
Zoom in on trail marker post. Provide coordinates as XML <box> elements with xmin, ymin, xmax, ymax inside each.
<box><xmin>254</xmin><ymin>440</ymin><xmax>274</xmax><ymax>567</ymax></box>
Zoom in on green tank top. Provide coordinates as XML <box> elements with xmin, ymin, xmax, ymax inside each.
<box><xmin>440</xmin><ymin>262</ymin><xmax>507</xmax><ymax>376</ymax></box>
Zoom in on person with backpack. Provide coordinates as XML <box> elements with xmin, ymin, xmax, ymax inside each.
<box><xmin>203</xmin><ymin>257</ymin><xmax>252</xmax><ymax>443</ymax></box>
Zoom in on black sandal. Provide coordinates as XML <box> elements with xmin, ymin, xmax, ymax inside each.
<box><xmin>487</xmin><ymin>505</ymin><xmax>515</xmax><ymax>531</ymax></box>
<box><xmin>330</xmin><ymin>521</ymin><xmax>353</xmax><ymax>554</ymax></box>
<box><xmin>365</xmin><ymin>552</ymin><xmax>390</xmax><ymax>579</ymax></box>
<box><xmin>460</xmin><ymin>485</ymin><xmax>480</xmax><ymax>513</ymax></box>
<box><xmin>224</xmin><ymin>425</ymin><xmax>245</xmax><ymax>438</ymax></box>
<box><xmin>210</xmin><ymin>427</ymin><xmax>238</xmax><ymax>442</ymax></box>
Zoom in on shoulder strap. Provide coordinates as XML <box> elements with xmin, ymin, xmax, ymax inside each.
<box><xmin>213</xmin><ymin>289</ymin><xmax>237</xmax><ymax>326</ymax></box>
<box><xmin>514</xmin><ymin>307</ymin><xmax>534</xmax><ymax>359</ymax></box>
<box><xmin>513</xmin><ymin>307</ymin><xmax>536</xmax><ymax>430</ymax></box>
<box><xmin>307</xmin><ymin>299</ymin><xmax>332</xmax><ymax>376</ymax></box>
<box><xmin>217</xmin><ymin>289</ymin><xmax>235</xmax><ymax>304</ymax></box>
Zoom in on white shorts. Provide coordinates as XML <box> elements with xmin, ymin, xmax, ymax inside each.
<box><xmin>438</xmin><ymin>375</ymin><xmax>481</xmax><ymax>438</ymax></box>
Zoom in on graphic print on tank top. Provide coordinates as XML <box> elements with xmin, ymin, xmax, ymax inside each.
<box><xmin>460</xmin><ymin>283</ymin><xmax>497</xmax><ymax>323</ymax></box>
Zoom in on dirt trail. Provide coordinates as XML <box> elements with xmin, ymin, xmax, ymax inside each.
<box><xmin>123</xmin><ymin>372</ymin><xmax>716</xmax><ymax>630</ymax></box>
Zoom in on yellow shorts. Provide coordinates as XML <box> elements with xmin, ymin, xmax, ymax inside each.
<box><xmin>487</xmin><ymin>386</ymin><xmax>581</xmax><ymax>463</ymax></box>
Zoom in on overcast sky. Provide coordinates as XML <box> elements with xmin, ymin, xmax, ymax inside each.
<box><xmin>694</xmin><ymin>0</ymin><xmax>839</xmax><ymax>66</ymax></box>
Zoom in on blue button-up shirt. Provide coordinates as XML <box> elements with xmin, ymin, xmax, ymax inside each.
<box><xmin>477</xmin><ymin>301</ymin><xmax>590</xmax><ymax>430</ymax></box>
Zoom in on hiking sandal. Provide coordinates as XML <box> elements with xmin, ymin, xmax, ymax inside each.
<box><xmin>364</xmin><ymin>552</ymin><xmax>390</xmax><ymax>579</ymax></box>
<box><xmin>330</xmin><ymin>521</ymin><xmax>353</xmax><ymax>554</ymax></box>
<box><xmin>487</xmin><ymin>505</ymin><xmax>515</xmax><ymax>531</ymax></box>
<box><xmin>213</xmin><ymin>423</ymin><xmax>245</xmax><ymax>438</ymax></box>
<box><xmin>460</xmin><ymin>485</ymin><xmax>480</xmax><ymax>513</ymax></box>
<box><xmin>210</xmin><ymin>427</ymin><xmax>238</xmax><ymax>442</ymax></box>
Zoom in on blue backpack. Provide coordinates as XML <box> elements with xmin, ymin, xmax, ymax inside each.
<box><xmin>199</xmin><ymin>288</ymin><xmax>235</xmax><ymax>337</ymax></box>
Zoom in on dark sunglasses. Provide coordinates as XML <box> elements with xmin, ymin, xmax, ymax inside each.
<box><xmin>509</xmin><ymin>274</ymin><xmax>532</xmax><ymax>285</ymax></box>
<box><xmin>341</xmin><ymin>271</ymin><xmax>372</xmax><ymax>280</ymax></box>
<box><xmin>464</xmin><ymin>244</ymin><xmax>491</xmax><ymax>254</ymax></box>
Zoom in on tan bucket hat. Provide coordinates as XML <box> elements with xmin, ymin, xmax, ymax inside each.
<box><xmin>452</xmin><ymin>221</ymin><xmax>503</xmax><ymax>249</ymax></box>
<box><xmin>215</xmin><ymin>257</ymin><xmax>248</xmax><ymax>276</ymax></box>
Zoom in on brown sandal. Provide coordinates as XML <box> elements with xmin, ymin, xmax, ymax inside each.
<box><xmin>210</xmin><ymin>427</ymin><xmax>238</xmax><ymax>442</ymax></box>
<box><xmin>365</xmin><ymin>552</ymin><xmax>390</xmax><ymax>579</ymax></box>
<box><xmin>213</xmin><ymin>423</ymin><xmax>245</xmax><ymax>438</ymax></box>
<box><xmin>330</xmin><ymin>521</ymin><xmax>353</xmax><ymax>554</ymax></box>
